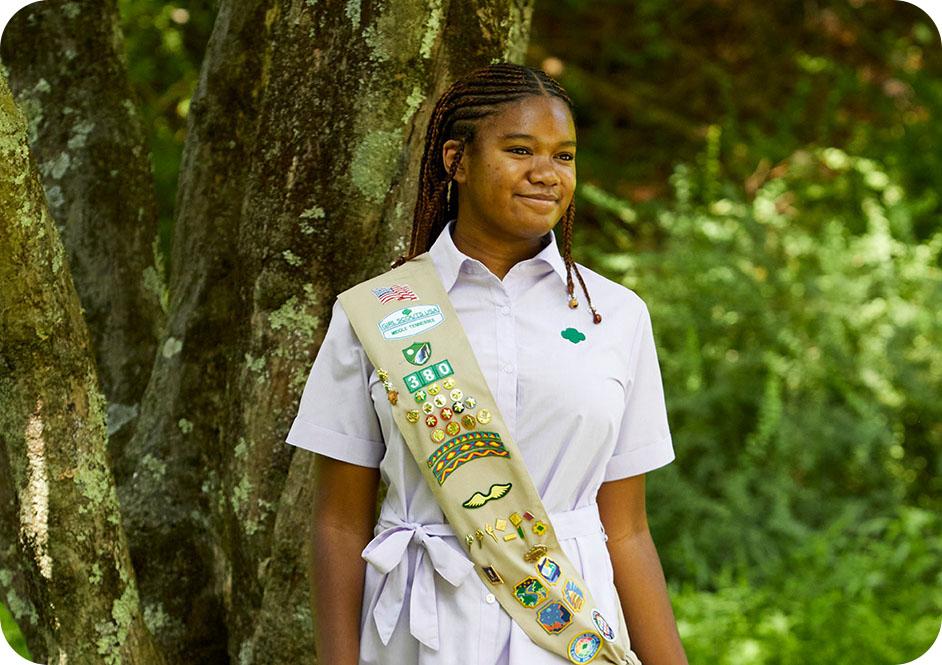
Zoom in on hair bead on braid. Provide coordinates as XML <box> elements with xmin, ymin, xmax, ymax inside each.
<box><xmin>392</xmin><ymin>62</ymin><xmax>602</xmax><ymax>324</ymax></box>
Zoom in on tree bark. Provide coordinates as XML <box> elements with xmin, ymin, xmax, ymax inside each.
<box><xmin>0</xmin><ymin>0</ymin><xmax>534</xmax><ymax>662</ymax></box>
<box><xmin>231</xmin><ymin>2</ymin><xmax>535</xmax><ymax>661</ymax></box>
<box><xmin>0</xmin><ymin>71</ymin><xmax>164</xmax><ymax>665</ymax></box>
<box><xmin>0</xmin><ymin>0</ymin><xmax>166</xmax><ymax>474</ymax></box>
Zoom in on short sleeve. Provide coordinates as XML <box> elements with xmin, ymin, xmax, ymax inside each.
<box><xmin>603</xmin><ymin>301</ymin><xmax>675</xmax><ymax>481</ymax></box>
<box><xmin>284</xmin><ymin>297</ymin><xmax>386</xmax><ymax>467</ymax></box>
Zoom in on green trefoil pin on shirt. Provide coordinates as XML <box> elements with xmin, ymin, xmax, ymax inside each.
<box><xmin>560</xmin><ymin>327</ymin><xmax>586</xmax><ymax>344</ymax></box>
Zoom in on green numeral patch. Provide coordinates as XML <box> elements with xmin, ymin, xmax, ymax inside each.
<box><xmin>403</xmin><ymin>359</ymin><xmax>454</xmax><ymax>393</ymax></box>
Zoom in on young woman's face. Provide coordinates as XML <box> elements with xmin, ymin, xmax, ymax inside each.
<box><xmin>446</xmin><ymin>95</ymin><xmax>576</xmax><ymax>242</ymax></box>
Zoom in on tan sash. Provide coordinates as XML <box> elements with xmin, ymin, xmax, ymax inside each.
<box><xmin>338</xmin><ymin>252</ymin><xmax>639</xmax><ymax>665</ymax></box>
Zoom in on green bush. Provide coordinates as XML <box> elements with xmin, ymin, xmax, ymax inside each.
<box><xmin>672</xmin><ymin>506</ymin><xmax>941</xmax><ymax>665</ymax></box>
<box><xmin>580</xmin><ymin>140</ymin><xmax>941</xmax><ymax>587</ymax></box>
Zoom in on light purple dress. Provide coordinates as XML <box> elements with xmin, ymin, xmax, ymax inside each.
<box><xmin>286</xmin><ymin>219</ymin><xmax>675</xmax><ymax>664</ymax></box>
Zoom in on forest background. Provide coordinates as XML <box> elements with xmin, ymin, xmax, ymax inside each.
<box><xmin>1</xmin><ymin>0</ymin><xmax>940</xmax><ymax>664</ymax></box>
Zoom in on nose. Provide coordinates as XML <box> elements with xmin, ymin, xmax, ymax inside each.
<box><xmin>528</xmin><ymin>155</ymin><xmax>561</xmax><ymax>186</ymax></box>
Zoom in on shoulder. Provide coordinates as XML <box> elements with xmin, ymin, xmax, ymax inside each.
<box><xmin>569</xmin><ymin>261</ymin><xmax>649</xmax><ymax>324</ymax></box>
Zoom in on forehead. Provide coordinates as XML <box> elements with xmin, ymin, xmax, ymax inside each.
<box><xmin>478</xmin><ymin>96</ymin><xmax>575</xmax><ymax>143</ymax></box>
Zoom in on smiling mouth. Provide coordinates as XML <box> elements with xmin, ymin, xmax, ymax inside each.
<box><xmin>517</xmin><ymin>194</ymin><xmax>559</xmax><ymax>204</ymax></box>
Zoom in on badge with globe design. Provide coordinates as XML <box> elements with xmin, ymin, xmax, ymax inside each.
<box><xmin>402</xmin><ymin>341</ymin><xmax>432</xmax><ymax>366</ymax></box>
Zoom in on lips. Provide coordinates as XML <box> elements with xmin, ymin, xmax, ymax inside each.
<box><xmin>517</xmin><ymin>193</ymin><xmax>558</xmax><ymax>201</ymax></box>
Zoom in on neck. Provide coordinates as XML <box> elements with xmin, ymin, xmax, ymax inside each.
<box><xmin>449</xmin><ymin>217</ymin><xmax>549</xmax><ymax>281</ymax></box>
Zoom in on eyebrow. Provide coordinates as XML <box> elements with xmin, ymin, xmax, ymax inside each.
<box><xmin>499</xmin><ymin>133</ymin><xmax>577</xmax><ymax>147</ymax></box>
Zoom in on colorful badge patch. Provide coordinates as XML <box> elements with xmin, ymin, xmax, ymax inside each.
<box><xmin>561</xmin><ymin>327</ymin><xmax>587</xmax><ymax>344</ymax></box>
<box><xmin>402</xmin><ymin>341</ymin><xmax>432</xmax><ymax>366</ymax></box>
<box><xmin>378</xmin><ymin>305</ymin><xmax>444</xmax><ymax>340</ymax></box>
<box><xmin>513</xmin><ymin>577</ymin><xmax>548</xmax><ymax>608</ymax></box>
<box><xmin>591</xmin><ymin>609</ymin><xmax>616</xmax><ymax>642</ymax></box>
<box><xmin>568</xmin><ymin>631</ymin><xmax>602</xmax><ymax>663</ymax></box>
<box><xmin>563</xmin><ymin>579</ymin><xmax>585</xmax><ymax>613</ymax></box>
<box><xmin>403</xmin><ymin>359</ymin><xmax>454</xmax><ymax>393</ymax></box>
<box><xmin>372</xmin><ymin>283</ymin><xmax>418</xmax><ymax>304</ymax></box>
<box><xmin>461</xmin><ymin>482</ymin><xmax>512</xmax><ymax>509</ymax></box>
<box><xmin>425</xmin><ymin>431</ymin><xmax>510</xmax><ymax>485</ymax></box>
<box><xmin>536</xmin><ymin>556</ymin><xmax>562</xmax><ymax>584</ymax></box>
<box><xmin>536</xmin><ymin>601</ymin><xmax>573</xmax><ymax>634</ymax></box>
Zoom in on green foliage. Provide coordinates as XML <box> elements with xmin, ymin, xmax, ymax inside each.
<box><xmin>0</xmin><ymin>601</ymin><xmax>30</xmax><ymax>659</ymax></box>
<box><xmin>582</xmin><ymin>143</ymin><xmax>941</xmax><ymax>586</ymax></box>
<box><xmin>672</xmin><ymin>506</ymin><xmax>942</xmax><ymax>665</ymax></box>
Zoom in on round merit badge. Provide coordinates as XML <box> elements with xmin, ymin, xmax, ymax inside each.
<box><xmin>567</xmin><ymin>631</ymin><xmax>602</xmax><ymax>663</ymax></box>
<box><xmin>591</xmin><ymin>608</ymin><xmax>616</xmax><ymax>642</ymax></box>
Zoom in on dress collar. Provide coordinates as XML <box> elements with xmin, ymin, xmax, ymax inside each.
<box><xmin>428</xmin><ymin>219</ymin><xmax>568</xmax><ymax>292</ymax></box>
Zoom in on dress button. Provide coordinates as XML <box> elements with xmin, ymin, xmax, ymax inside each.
<box><xmin>500</xmin><ymin>305</ymin><xmax>511</xmax><ymax>315</ymax></box>
<box><xmin>485</xmin><ymin>593</ymin><xmax>496</xmax><ymax>604</ymax></box>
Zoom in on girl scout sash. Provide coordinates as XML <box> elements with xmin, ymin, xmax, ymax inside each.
<box><xmin>338</xmin><ymin>252</ymin><xmax>639</xmax><ymax>665</ymax></box>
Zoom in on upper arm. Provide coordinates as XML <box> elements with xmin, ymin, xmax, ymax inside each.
<box><xmin>311</xmin><ymin>453</ymin><xmax>380</xmax><ymax>536</ymax></box>
<box><xmin>597</xmin><ymin>473</ymin><xmax>648</xmax><ymax>543</ymax></box>
<box><xmin>285</xmin><ymin>297</ymin><xmax>386</xmax><ymax>468</ymax></box>
<box><xmin>603</xmin><ymin>301</ymin><xmax>675</xmax><ymax>482</ymax></box>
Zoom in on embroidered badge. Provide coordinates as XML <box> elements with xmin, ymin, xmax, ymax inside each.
<box><xmin>372</xmin><ymin>283</ymin><xmax>419</xmax><ymax>303</ymax></box>
<box><xmin>433</xmin><ymin>394</ymin><xmax>448</xmax><ymax>408</ymax></box>
<box><xmin>402</xmin><ymin>341</ymin><xmax>432</xmax><ymax>366</ymax></box>
<box><xmin>425</xmin><ymin>431</ymin><xmax>510</xmax><ymax>485</ymax></box>
<box><xmin>591</xmin><ymin>609</ymin><xmax>616</xmax><ymax>642</ymax></box>
<box><xmin>403</xmin><ymin>360</ymin><xmax>454</xmax><ymax>393</ymax></box>
<box><xmin>568</xmin><ymin>631</ymin><xmax>602</xmax><ymax>663</ymax></box>
<box><xmin>560</xmin><ymin>327</ymin><xmax>586</xmax><ymax>344</ymax></box>
<box><xmin>442</xmin><ymin>378</ymin><xmax>456</xmax><ymax>390</ymax></box>
<box><xmin>440</xmin><ymin>407</ymin><xmax>454</xmax><ymax>420</ymax></box>
<box><xmin>449</xmin><ymin>388</ymin><xmax>463</xmax><ymax>401</ymax></box>
<box><xmin>461</xmin><ymin>483</ymin><xmax>513</xmax><ymax>509</ymax></box>
<box><xmin>461</xmin><ymin>414</ymin><xmax>477</xmax><ymax>430</ymax></box>
<box><xmin>427</xmin><ymin>382</ymin><xmax>441</xmax><ymax>395</ymax></box>
<box><xmin>536</xmin><ymin>601</ymin><xmax>573</xmax><ymax>634</ymax></box>
<box><xmin>445</xmin><ymin>421</ymin><xmax>461</xmax><ymax>436</ymax></box>
<box><xmin>476</xmin><ymin>408</ymin><xmax>492</xmax><ymax>424</ymax></box>
<box><xmin>536</xmin><ymin>556</ymin><xmax>562</xmax><ymax>585</ymax></box>
<box><xmin>513</xmin><ymin>577</ymin><xmax>548</xmax><ymax>608</ymax></box>
<box><xmin>563</xmin><ymin>579</ymin><xmax>586</xmax><ymax>613</ymax></box>
<box><xmin>379</xmin><ymin>305</ymin><xmax>444</xmax><ymax>340</ymax></box>
<box><xmin>406</xmin><ymin>410</ymin><xmax>420</xmax><ymax>423</ymax></box>
<box><xmin>464</xmin><ymin>396</ymin><xmax>477</xmax><ymax>408</ymax></box>
<box><xmin>482</xmin><ymin>566</ymin><xmax>504</xmax><ymax>584</ymax></box>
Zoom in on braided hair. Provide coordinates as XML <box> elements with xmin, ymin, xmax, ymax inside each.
<box><xmin>392</xmin><ymin>62</ymin><xmax>602</xmax><ymax>324</ymax></box>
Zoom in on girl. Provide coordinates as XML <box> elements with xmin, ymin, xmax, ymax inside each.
<box><xmin>286</xmin><ymin>62</ymin><xmax>687</xmax><ymax>665</ymax></box>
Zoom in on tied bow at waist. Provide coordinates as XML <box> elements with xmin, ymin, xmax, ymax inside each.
<box><xmin>361</xmin><ymin>503</ymin><xmax>607</xmax><ymax>652</ymax></box>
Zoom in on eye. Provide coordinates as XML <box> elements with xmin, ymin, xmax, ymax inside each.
<box><xmin>508</xmin><ymin>147</ymin><xmax>531</xmax><ymax>155</ymax></box>
<box><xmin>556</xmin><ymin>152</ymin><xmax>575</xmax><ymax>161</ymax></box>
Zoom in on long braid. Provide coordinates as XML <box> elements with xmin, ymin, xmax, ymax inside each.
<box><xmin>391</xmin><ymin>63</ymin><xmax>602</xmax><ymax>324</ymax></box>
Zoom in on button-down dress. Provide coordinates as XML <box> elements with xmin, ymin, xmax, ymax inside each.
<box><xmin>286</xmin><ymin>219</ymin><xmax>675</xmax><ymax>664</ymax></box>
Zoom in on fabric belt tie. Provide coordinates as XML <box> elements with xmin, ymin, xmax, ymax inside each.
<box><xmin>361</xmin><ymin>502</ymin><xmax>606</xmax><ymax>652</ymax></box>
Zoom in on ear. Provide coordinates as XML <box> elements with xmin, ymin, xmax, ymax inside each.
<box><xmin>442</xmin><ymin>139</ymin><xmax>468</xmax><ymax>184</ymax></box>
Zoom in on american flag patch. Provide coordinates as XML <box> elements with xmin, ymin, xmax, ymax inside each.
<box><xmin>371</xmin><ymin>283</ymin><xmax>419</xmax><ymax>304</ymax></box>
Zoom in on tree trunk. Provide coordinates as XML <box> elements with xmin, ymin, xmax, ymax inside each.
<box><xmin>0</xmin><ymin>0</ymin><xmax>534</xmax><ymax>662</ymax></box>
<box><xmin>0</xmin><ymin>0</ymin><xmax>166</xmax><ymax>477</ymax></box>
<box><xmin>0</xmin><ymin>72</ymin><xmax>164</xmax><ymax>665</ymax></box>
